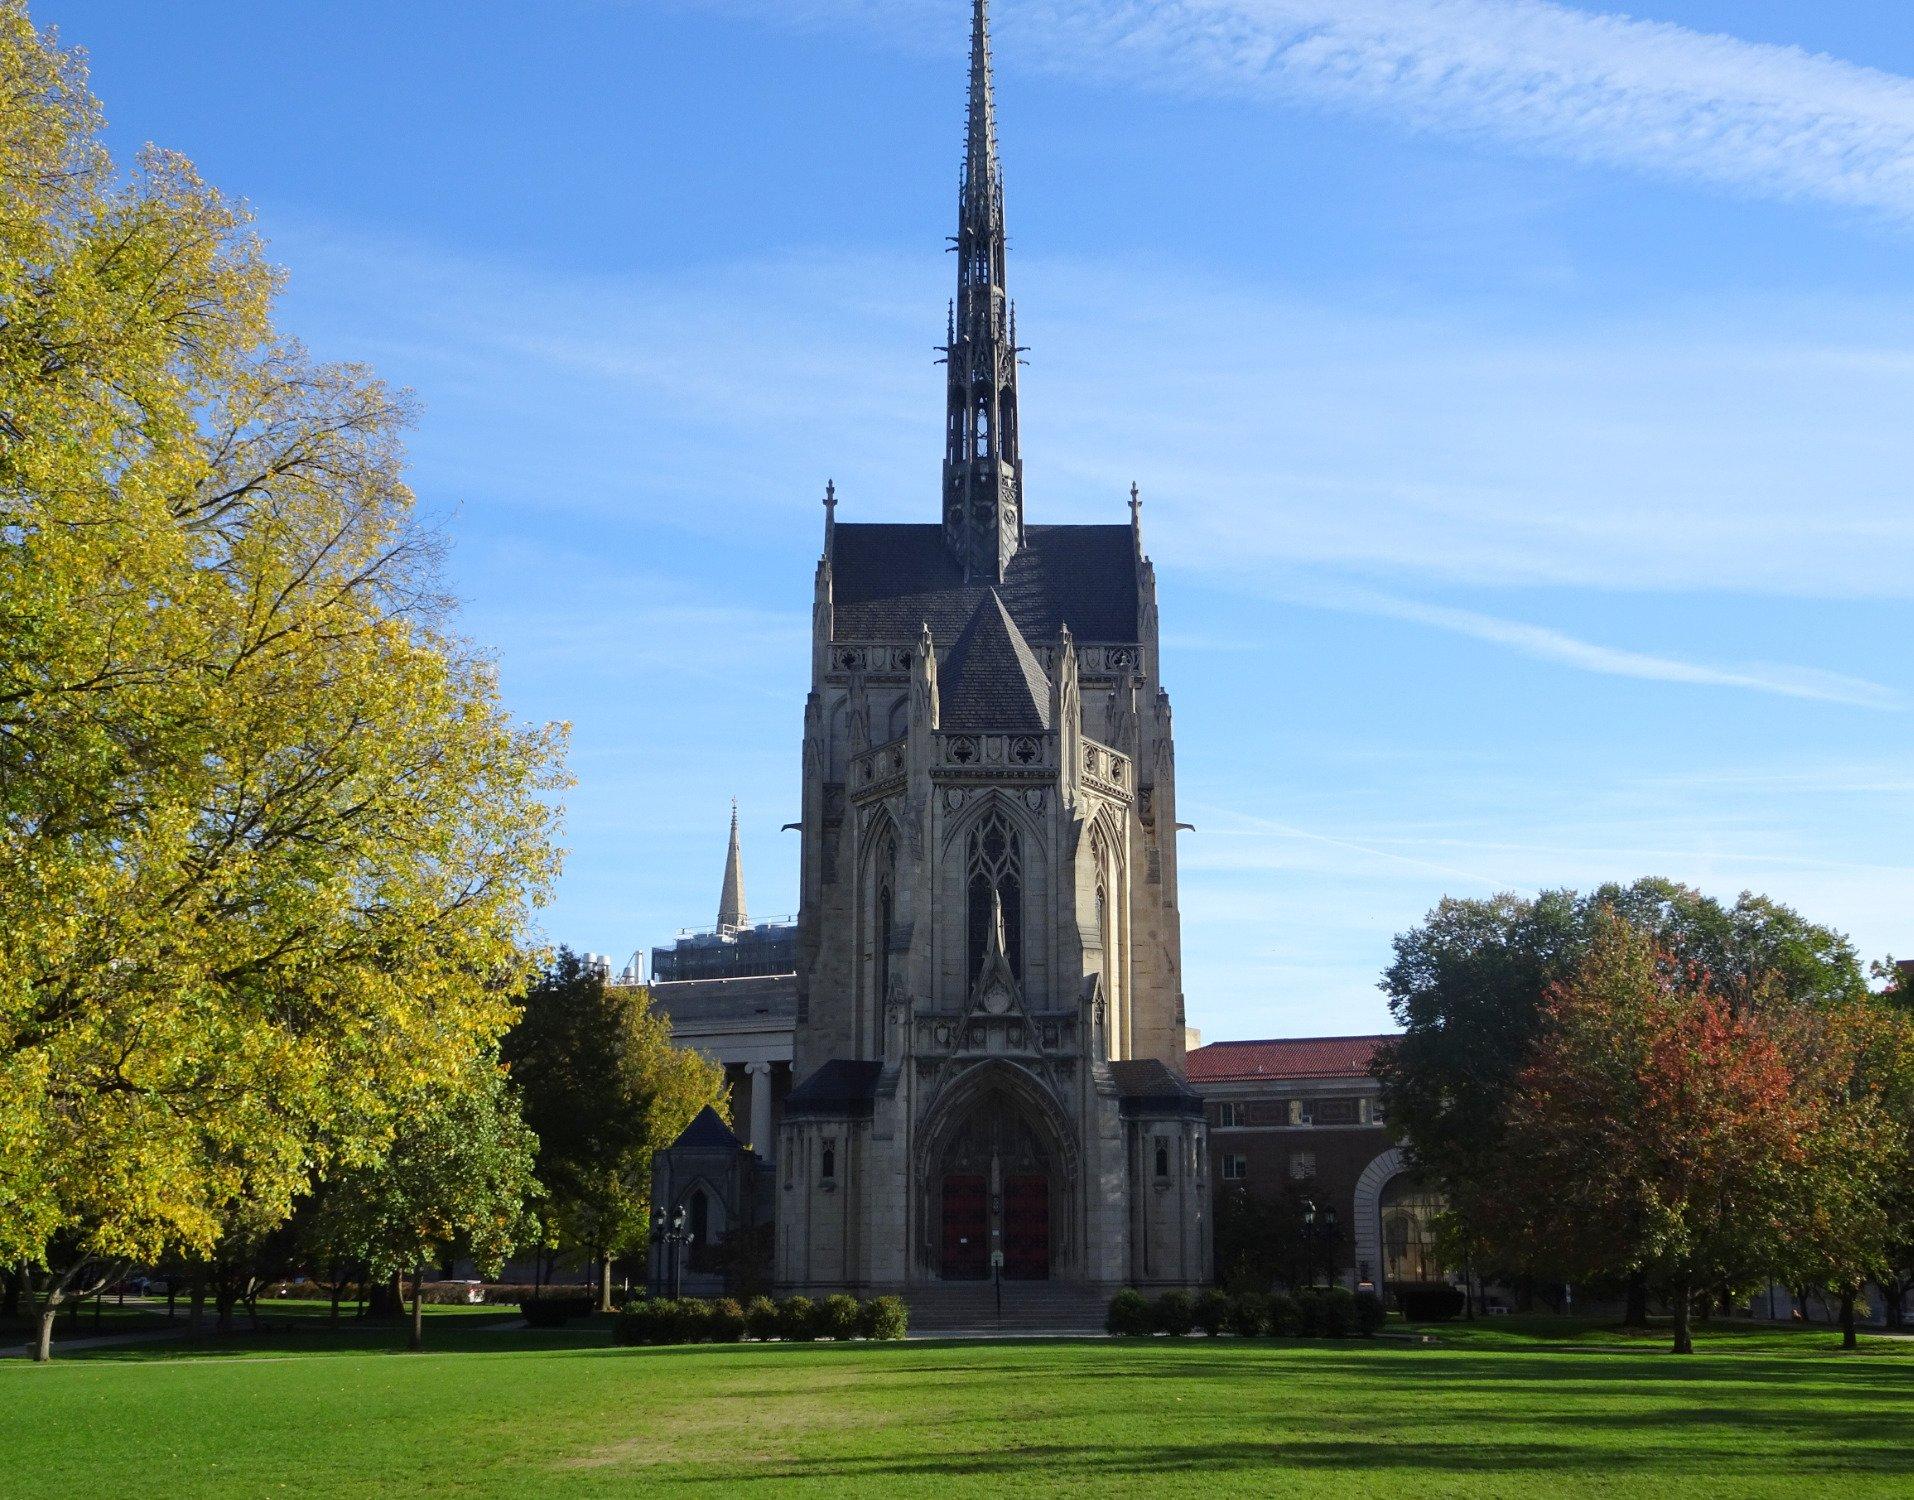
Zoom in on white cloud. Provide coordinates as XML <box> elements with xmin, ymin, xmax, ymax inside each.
<box><xmin>693</xmin><ymin>0</ymin><xmax>1914</xmax><ymax>223</ymax></box>
<box><xmin>1266</xmin><ymin>578</ymin><xmax>1905</xmax><ymax>709</ymax></box>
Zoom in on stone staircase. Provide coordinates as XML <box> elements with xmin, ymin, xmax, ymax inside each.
<box><xmin>902</xmin><ymin>1282</ymin><xmax>1114</xmax><ymax>1336</ymax></box>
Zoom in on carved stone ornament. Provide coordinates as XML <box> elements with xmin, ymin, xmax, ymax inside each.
<box><xmin>944</xmin><ymin>788</ymin><xmax>966</xmax><ymax>812</ymax></box>
<box><xmin>1023</xmin><ymin>788</ymin><xmax>1043</xmax><ymax>811</ymax></box>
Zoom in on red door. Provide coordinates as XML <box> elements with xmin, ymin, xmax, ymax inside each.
<box><xmin>941</xmin><ymin>1174</ymin><xmax>988</xmax><ymax>1280</ymax></box>
<box><xmin>1004</xmin><ymin>1174</ymin><xmax>1050</xmax><ymax>1281</ymax></box>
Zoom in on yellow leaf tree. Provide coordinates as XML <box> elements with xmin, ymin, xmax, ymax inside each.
<box><xmin>0</xmin><ymin>1</ymin><xmax>566</xmax><ymax>1358</ymax></box>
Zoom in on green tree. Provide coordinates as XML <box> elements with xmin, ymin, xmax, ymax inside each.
<box><xmin>0</xmin><ymin>2</ymin><xmax>564</xmax><ymax>1354</ymax></box>
<box><xmin>307</xmin><ymin>1062</ymin><xmax>538</xmax><ymax>1351</ymax></box>
<box><xmin>503</xmin><ymin>951</ymin><xmax>727</xmax><ymax>1310</ymax></box>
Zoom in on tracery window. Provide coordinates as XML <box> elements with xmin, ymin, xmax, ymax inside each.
<box><xmin>966</xmin><ymin>811</ymin><xmax>1023</xmax><ymax>993</ymax></box>
<box><xmin>1380</xmin><ymin>1175</ymin><xmax>1447</xmax><ymax>1285</ymax></box>
<box><xmin>874</xmin><ymin>829</ymin><xmax>897</xmax><ymax>1020</ymax></box>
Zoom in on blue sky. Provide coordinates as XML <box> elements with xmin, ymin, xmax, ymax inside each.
<box><xmin>53</xmin><ymin>0</ymin><xmax>1914</xmax><ymax>1038</ymax></box>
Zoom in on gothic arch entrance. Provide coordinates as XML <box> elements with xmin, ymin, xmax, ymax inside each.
<box><xmin>930</xmin><ymin>1095</ymin><xmax>1057</xmax><ymax>1282</ymax></box>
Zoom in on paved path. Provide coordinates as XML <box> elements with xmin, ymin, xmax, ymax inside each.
<box><xmin>4</xmin><ymin>1326</ymin><xmax>190</xmax><ymax>1359</ymax></box>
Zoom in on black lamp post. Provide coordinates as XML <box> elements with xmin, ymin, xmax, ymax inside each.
<box><xmin>651</xmin><ymin>1205</ymin><xmax>694</xmax><ymax>1298</ymax></box>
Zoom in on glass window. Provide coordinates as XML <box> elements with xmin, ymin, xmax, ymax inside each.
<box><xmin>1222</xmin><ymin>1154</ymin><xmax>1248</xmax><ymax>1181</ymax></box>
<box><xmin>1216</xmin><ymin>1102</ymin><xmax>1243</xmax><ymax>1128</ymax></box>
<box><xmin>1289</xmin><ymin>1150</ymin><xmax>1316</xmax><ymax>1182</ymax></box>
<box><xmin>821</xmin><ymin>1141</ymin><xmax>836</xmax><ymax>1182</ymax></box>
<box><xmin>1154</xmin><ymin>1140</ymin><xmax>1170</xmax><ymax>1178</ymax></box>
<box><xmin>1380</xmin><ymin>1175</ymin><xmax>1447</xmax><ymax>1285</ymax></box>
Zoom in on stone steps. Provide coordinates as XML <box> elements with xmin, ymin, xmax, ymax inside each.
<box><xmin>903</xmin><ymin>1283</ymin><xmax>1115</xmax><ymax>1333</ymax></box>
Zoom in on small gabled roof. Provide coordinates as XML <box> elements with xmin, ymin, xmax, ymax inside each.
<box><xmin>784</xmin><ymin>1059</ymin><xmax>884</xmax><ymax>1119</ymax></box>
<box><xmin>669</xmin><ymin>1106</ymin><xmax>743</xmax><ymax>1151</ymax></box>
<box><xmin>1109</xmin><ymin>1059</ymin><xmax>1205</xmax><ymax>1118</ymax></box>
<box><xmin>941</xmin><ymin>590</ymin><xmax>1051</xmax><ymax>732</ymax></box>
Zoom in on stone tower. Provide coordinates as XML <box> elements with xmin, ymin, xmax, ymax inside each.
<box><xmin>717</xmin><ymin>800</ymin><xmax>747</xmax><ymax>934</ymax></box>
<box><xmin>777</xmin><ymin>0</ymin><xmax>1208</xmax><ymax>1294</ymax></box>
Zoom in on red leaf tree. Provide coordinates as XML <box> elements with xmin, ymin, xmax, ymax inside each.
<box><xmin>1479</xmin><ymin>913</ymin><xmax>1813</xmax><ymax>1353</ymax></box>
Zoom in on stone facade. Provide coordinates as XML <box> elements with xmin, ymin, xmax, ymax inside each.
<box><xmin>773</xmin><ymin>0</ymin><xmax>1208</xmax><ymax>1295</ymax></box>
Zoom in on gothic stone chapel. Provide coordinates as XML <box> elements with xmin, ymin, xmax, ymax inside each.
<box><xmin>773</xmin><ymin>0</ymin><xmax>1210</xmax><ymax>1296</ymax></box>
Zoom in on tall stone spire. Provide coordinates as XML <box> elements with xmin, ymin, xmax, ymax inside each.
<box><xmin>717</xmin><ymin>800</ymin><xmax>747</xmax><ymax>933</ymax></box>
<box><xmin>941</xmin><ymin>0</ymin><xmax>1024</xmax><ymax>583</ymax></box>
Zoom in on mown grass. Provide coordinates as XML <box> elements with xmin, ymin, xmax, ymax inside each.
<box><xmin>3</xmin><ymin>1308</ymin><xmax>1908</xmax><ymax>1497</ymax></box>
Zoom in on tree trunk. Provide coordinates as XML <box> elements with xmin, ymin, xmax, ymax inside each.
<box><xmin>1672</xmin><ymin>1277</ymin><xmax>1694</xmax><ymax>1355</ymax></box>
<box><xmin>1886</xmin><ymin>1284</ymin><xmax>1906</xmax><ymax>1331</ymax></box>
<box><xmin>599</xmin><ymin>1250</ymin><xmax>614</xmax><ymax>1314</ymax></box>
<box><xmin>409</xmin><ymin>1264</ymin><xmax>424</xmax><ymax>1352</ymax></box>
<box><xmin>329</xmin><ymin>1284</ymin><xmax>342</xmax><ymax>1326</ymax></box>
<box><xmin>1839</xmin><ymin>1288</ymin><xmax>1857</xmax><ymax>1350</ymax></box>
<box><xmin>1623</xmin><ymin>1272</ymin><xmax>1648</xmax><ymax>1328</ymax></box>
<box><xmin>214</xmin><ymin>1281</ymin><xmax>236</xmax><ymax>1334</ymax></box>
<box><xmin>34</xmin><ymin>1305</ymin><xmax>57</xmax><ymax>1364</ymax></box>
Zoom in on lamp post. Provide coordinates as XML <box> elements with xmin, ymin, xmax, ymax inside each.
<box><xmin>651</xmin><ymin>1205</ymin><xmax>694</xmax><ymax>1298</ymax></box>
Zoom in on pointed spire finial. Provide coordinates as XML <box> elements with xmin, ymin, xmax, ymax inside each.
<box><xmin>1130</xmin><ymin>481</ymin><xmax>1142</xmax><ymax>524</ymax></box>
<box><xmin>943</xmin><ymin>0</ymin><xmax>1023</xmax><ymax>583</ymax></box>
<box><xmin>717</xmin><ymin>800</ymin><xmax>747</xmax><ymax>934</ymax></box>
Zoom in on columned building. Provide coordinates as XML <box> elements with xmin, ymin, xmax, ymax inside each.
<box><xmin>774</xmin><ymin>0</ymin><xmax>1208</xmax><ymax>1295</ymax></box>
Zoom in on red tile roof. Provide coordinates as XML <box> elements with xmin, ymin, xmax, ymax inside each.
<box><xmin>1186</xmin><ymin>1034</ymin><xmax>1395</xmax><ymax>1084</ymax></box>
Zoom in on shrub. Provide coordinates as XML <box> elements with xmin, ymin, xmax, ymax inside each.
<box><xmin>519</xmin><ymin>1294</ymin><xmax>595</xmax><ymax>1328</ymax></box>
<box><xmin>1154</xmin><ymin>1290</ymin><xmax>1196</xmax><ymax>1337</ymax></box>
<box><xmin>1394</xmin><ymin>1281</ymin><xmax>1466</xmax><ymax>1322</ymax></box>
<box><xmin>708</xmin><ymin>1297</ymin><xmax>747</xmax><ymax>1343</ymax></box>
<box><xmin>1194</xmin><ymin>1288</ymin><xmax>1232</xmax><ymax>1336</ymax></box>
<box><xmin>779</xmin><ymin>1295</ymin><xmax>819</xmax><ymax>1342</ymax></box>
<box><xmin>1353</xmin><ymin>1289</ymin><xmax>1385</xmax><ymax>1337</ymax></box>
<box><xmin>1292</xmin><ymin>1287</ymin><xmax>1326</xmax><ymax>1336</ymax></box>
<box><xmin>860</xmin><ymin>1295</ymin><xmax>909</xmax><ymax>1341</ymax></box>
<box><xmin>677</xmin><ymin>1298</ymin><xmax>716</xmax><ymax>1343</ymax></box>
<box><xmin>744</xmin><ymin>1295</ymin><xmax>781</xmax><ymax>1341</ymax></box>
<box><xmin>1264</xmin><ymin>1291</ymin><xmax>1302</xmax><ymax>1338</ymax></box>
<box><xmin>1105</xmin><ymin>1288</ymin><xmax>1154</xmax><ymax>1337</ymax></box>
<box><xmin>1224</xmin><ymin>1291</ymin><xmax>1269</xmax><ymax>1338</ymax></box>
<box><xmin>612</xmin><ymin>1301</ymin><xmax>657</xmax><ymax>1345</ymax></box>
<box><xmin>820</xmin><ymin>1293</ymin><xmax>863</xmax><ymax>1341</ymax></box>
<box><xmin>1319</xmin><ymin>1286</ymin><xmax>1355</xmax><ymax>1338</ymax></box>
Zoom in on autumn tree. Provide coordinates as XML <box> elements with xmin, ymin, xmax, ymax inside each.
<box><xmin>1477</xmin><ymin>916</ymin><xmax>1813</xmax><ymax>1353</ymax></box>
<box><xmin>304</xmin><ymin>1062</ymin><xmax>538</xmax><ymax>1351</ymax></box>
<box><xmin>503</xmin><ymin>951</ymin><xmax>727</xmax><ymax>1311</ymax></box>
<box><xmin>1376</xmin><ymin>879</ymin><xmax>1865</xmax><ymax>1323</ymax></box>
<box><xmin>0</xmin><ymin>1</ymin><xmax>564</xmax><ymax>1358</ymax></box>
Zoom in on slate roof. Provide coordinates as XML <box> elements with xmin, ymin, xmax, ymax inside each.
<box><xmin>1185</xmin><ymin>1035</ymin><xmax>1397</xmax><ymax>1085</ymax></box>
<box><xmin>831</xmin><ymin>524</ymin><xmax>1138</xmax><ymax>644</ymax></box>
<box><xmin>784</xmin><ymin>1059</ymin><xmax>884</xmax><ymax>1119</ymax></box>
<box><xmin>669</xmin><ymin>1105</ymin><xmax>745</xmax><ymax>1152</ymax></box>
<box><xmin>941</xmin><ymin>592</ymin><xmax>1052</xmax><ymax>732</ymax></box>
<box><xmin>1108</xmin><ymin>1058</ymin><xmax>1206</xmax><ymax>1118</ymax></box>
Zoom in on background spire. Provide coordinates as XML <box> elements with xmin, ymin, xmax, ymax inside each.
<box><xmin>717</xmin><ymin>799</ymin><xmax>747</xmax><ymax>933</ymax></box>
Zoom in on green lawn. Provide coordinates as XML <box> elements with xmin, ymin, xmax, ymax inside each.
<box><xmin>4</xmin><ymin>1311</ymin><xmax>1909</xmax><ymax>1497</ymax></box>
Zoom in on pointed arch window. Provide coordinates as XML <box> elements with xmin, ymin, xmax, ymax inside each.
<box><xmin>874</xmin><ymin>830</ymin><xmax>897</xmax><ymax>1024</ymax></box>
<box><xmin>966</xmin><ymin>811</ymin><xmax>1023</xmax><ymax>993</ymax></box>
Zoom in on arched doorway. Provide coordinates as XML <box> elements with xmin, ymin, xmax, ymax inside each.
<box><xmin>934</xmin><ymin>1103</ymin><xmax>1053</xmax><ymax>1281</ymax></box>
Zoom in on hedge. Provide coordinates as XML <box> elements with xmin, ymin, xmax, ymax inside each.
<box><xmin>1395</xmin><ymin>1281</ymin><xmax>1467</xmax><ymax>1322</ymax></box>
<box><xmin>520</xmin><ymin>1294</ymin><xmax>596</xmax><ymax>1328</ymax></box>
<box><xmin>613</xmin><ymin>1293</ymin><xmax>908</xmax><ymax>1346</ymax></box>
<box><xmin>1105</xmin><ymin>1287</ymin><xmax>1385</xmax><ymax>1340</ymax></box>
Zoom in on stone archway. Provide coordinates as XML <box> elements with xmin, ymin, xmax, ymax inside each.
<box><xmin>1352</xmin><ymin>1146</ymin><xmax>1405</xmax><ymax>1288</ymax></box>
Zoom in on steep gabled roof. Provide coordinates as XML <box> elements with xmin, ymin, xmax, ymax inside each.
<box><xmin>669</xmin><ymin>1105</ymin><xmax>744</xmax><ymax>1151</ymax></box>
<box><xmin>1186</xmin><ymin>1035</ymin><xmax>1397</xmax><ymax>1085</ymax></box>
<box><xmin>941</xmin><ymin>590</ymin><xmax>1051</xmax><ymax>732</ymax></box>
<box><xmin>831</xmin><ymin>524</ymin><xmax>1138</xmax><ymax>644</ymax></box>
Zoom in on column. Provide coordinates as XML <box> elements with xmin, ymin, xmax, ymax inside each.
<box><xmin>746</xmin><ymin>1061</ymin><xmax>774</xmax><ymax>1163</ymax></box>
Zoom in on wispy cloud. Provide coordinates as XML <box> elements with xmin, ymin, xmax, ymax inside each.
<box><xmin>698</xmin><ymin>0</ymin><xmax>1914</xmax><ymax>223</ymax></box>
<box><xmin>1267</xmin><ymin>577</ymin><xmax>1905</xmax><ymax>709</ymax></box>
